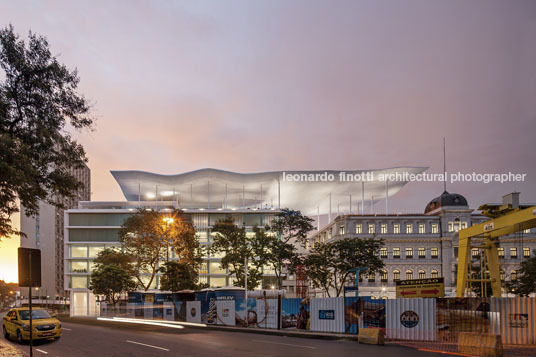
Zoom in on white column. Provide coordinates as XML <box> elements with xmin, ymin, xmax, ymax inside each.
<box><xmin>329</xmin><ymin>193</ymin><xmax>332</xmax><ymax>223</ymax></box>
<box><xmin>385</xmin><ymin>180</ymin><xmax>389</xmax><ymax>215</ymax></box>
<box><xmin>361</xmin><ymin>182</ymin><xmax>365</xmax><ymax>215</ymax></box>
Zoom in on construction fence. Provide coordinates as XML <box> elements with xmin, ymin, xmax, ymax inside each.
<box><xmin>99</xmin><ymin>294</ymin><xmax>536</xmax><ymax>356</ymax></box>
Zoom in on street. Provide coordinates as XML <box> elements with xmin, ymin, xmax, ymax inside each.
<box><xmin>2</xmin><ymin>318</ymin><xmax>445</xmax><ymax>357</ymax></box>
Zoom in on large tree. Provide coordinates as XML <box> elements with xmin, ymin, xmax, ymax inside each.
<box><xmin>210</xmin><ymin>217</ymin><xmax>264</xmax><ymax>288</ymax></box>
<box><xmin>507</xmin><ymin>249</ymin><xmax>536</xmax><ymax>296</ymax></box>
<box><xmin>119</xmin><ymin>209</ymin><xmax>201</xmax><ymax>291</ymax></box>
<box><xmin>89</xmin><ymin>248</ymin><xmax>137</xmax><ymax>306</ymax></box>
<box><xmin>269</xmin><ymin>209</ymin><xmax>314</xmax><ymax>288</ymax></box>
<box><xmin>302</xmin><ymin>237</ymin><xmax>385</xmax><ymax>297</ymax></box>
<box><xmin>0</xmin><ymin>25</ymin><xmax>93</xmax><ymax>238</ymax></box>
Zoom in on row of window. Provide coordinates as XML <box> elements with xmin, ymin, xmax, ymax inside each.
<box><xmin>352</xmin><ymin>223</ymin><xmax>440</xmax><ymax>235</ymax></box>
<box><xmin>471</xmin><ymin>247</ymin><xmax>532</xmax><ymax>259</ymax></box>
<box><xmin>360</xmin><ymin>269</ymin><xmax>440</xmax><ymax>282</ymax></box>
<box><xmin>379</xmin><ymin>247</ymin><xmax>439</xmax><ymax>259</ymax></box>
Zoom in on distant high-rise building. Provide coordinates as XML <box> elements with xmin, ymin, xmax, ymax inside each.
<box><xmin>20</xmin><ymin>164</ymin><xmax>90</xmax><ymax>299</ymax></box>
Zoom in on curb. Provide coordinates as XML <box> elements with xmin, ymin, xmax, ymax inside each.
<box><xmin>60</xmin><ymin>316</ymin><xmax>358</xmax><ymax>341</ymax></box>
<box><xmin>0</xmin><ymin>339</ymin><xmax>27</xmax><ymax>357</ymax></box>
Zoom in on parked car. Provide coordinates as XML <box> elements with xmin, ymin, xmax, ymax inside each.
<box><xmin>2</xmin><ymin>308</ymin><xmax>62</xmax><ymax>344</ymax></box>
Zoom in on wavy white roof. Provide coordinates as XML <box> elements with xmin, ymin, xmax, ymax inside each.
<box><xmin>111</xmin><ymin>167</ymin><xmax>427</xmax><ymax>215</ymax></box>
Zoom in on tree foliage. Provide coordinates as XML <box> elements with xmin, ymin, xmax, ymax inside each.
<box><xmin>269</xmin><ymin>208</ymin><xmax>314</xmax><ymax>288</ymax></box>
<box><xmin>119</xmin><ymin>209</ymin><xmax>201</xmax><ymax>291</ymax></box>
<box><xmin>89</xmin><ymin>248</ymin><xmax>136</xmax><ymax>306</ymax></box>
<box><xmin>507</xmin><ymin>249</ymin><xmax>536</xmax><ymax>296</ymax></box>
<box><xmin>210</xmin><ymin>217</ymin><xmax>263</xmax><ymax>288</ymax></box>
<box><xmin>301</xmin><ymin>237</ymin><xmax>385</xmax><ymax>297</ymax></box>
<box><xmin>158</xmin><ymin>261</ymin><xmax>200</xmax><ymax>292</ymax></box>
<box><xmin>0</xmin><ymin>25</ymin><xmax>93</xmax><ymax>238</ymax></box>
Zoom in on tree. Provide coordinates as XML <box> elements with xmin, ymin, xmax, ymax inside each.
<box><xmin>119</xmin><ymin>209</ymin><xmax>201</xmax><ymax>291</ymax></box>
<box><xmin>302</xmin><ymin>237</ymin><xmax>385</xmax><ymax>297</ymax></box>
<box><xmin>89</xmin><ymin>249</ymin><xmax>136</xmax><ymax>306</ymax></box>
<box><xmin>0</xmin><ymin>25</ymin><xmax>93</xmax><ymax>238</ymax></box>
<box><xmin>269</xmin><ymin>209</ymin><xmax>314</xmax><ymax>288</ymax></box>
<box><xmin>253</xmin><ymin>225</ymin><xmax>300</xmax><ymax>289</ymax></box>
<box><xmin>158</xmin><ymin>261</ymin><xmax>200</xmax><ymax>292</ymax></box>
<box><xmin>210</xmin><ymin>216</ymin><xmax>264</xmax><ymax>288</ymax></box>
<box><xmin>507</xmin><ymin>249</ymin><xmax>536</xmax><ymax>296</ymax></box>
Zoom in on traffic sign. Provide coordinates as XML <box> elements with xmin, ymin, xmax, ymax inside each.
<box><xmin>396</xmin><ymin>277</ymin><xmax>445</xmax><ymax>298</ymax></box>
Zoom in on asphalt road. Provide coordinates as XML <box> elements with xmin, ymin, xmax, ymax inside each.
<box><xmin>2</xmin><ymin>318</ymin><xmax>445</xmax><ymax>357</ymax></box>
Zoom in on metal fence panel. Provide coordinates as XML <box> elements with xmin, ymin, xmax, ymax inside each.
<box><xmin>186</xmin><ymin>301</ymin><xmax>201</xmax><ymax>323</ymax></box>
<box><xmin>163</xmin><ymin>302</ymin><xmax>174</xmax><ymax>321</ymax></box>
<box><xmin>216</xmin><ymin>300</ymin><xmax>235</xmax><ymax>326</ymax></box>
<box><xmin>386</xmin><ymin>298</ymin><xmax>436</xmax><ymax>341</ymax></box>
<box><xmin>310</xmin><ymin>298</ymin><xmax>345</xmax><ymax>333</ymax></box>
<box><xmin>491</xmin><ymin>297</ymin><xmax>536</xmax><ymax>345</ymax></box>
<box><xmin>256</xmin><ymin>298</ymin><xmax>278</xmax><ymax>329</ymax></box>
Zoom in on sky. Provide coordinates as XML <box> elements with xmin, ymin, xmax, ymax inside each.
<box><xmin>1</xmin><ymin>0</ymin><xmax>536</xmax><ymax>283</ymax></box>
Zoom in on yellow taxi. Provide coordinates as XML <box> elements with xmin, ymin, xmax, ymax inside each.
<box><xmin>2</xmin><ymin>308</ymin><xmax>62</xmax><ymax>344</ymax></box>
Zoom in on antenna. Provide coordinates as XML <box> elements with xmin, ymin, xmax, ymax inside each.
<box><xmin>443</xmin><ymin>137</ymin><xmax>447</xmax><ymax>192</ymax></box>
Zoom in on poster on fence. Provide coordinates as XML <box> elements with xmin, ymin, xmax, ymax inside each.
<box><xmin>281</xmin><ymin>298</ymin><xmax>301</xmax><ymax>329</ymax></box>
<box><xmin>256</xmin><ymin>298</ymin><xmax>279</xmax><ymax>328</ymax></box>
<box><xmin>344</xmin><ymin>297</ymin><xmax>359</xmax><ymax>334</ymax></box>
<box><xmin>360</xmin><ymin>297</ymin><xmax>386</xmax><ymax>329</ymax></box>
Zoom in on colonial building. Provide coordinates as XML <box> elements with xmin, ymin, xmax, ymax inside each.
<box><xmin>307</xmin><ymin>192</ymin><xmax>536</xmax><ymax>298</ymax></box>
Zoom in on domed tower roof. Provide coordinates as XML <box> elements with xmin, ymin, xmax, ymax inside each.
<box><xmin>425</xmin><ymin>191</ymin><xmax>468</xmax><ymax>214</ymax></box>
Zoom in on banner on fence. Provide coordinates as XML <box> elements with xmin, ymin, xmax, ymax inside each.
<box><xmin>163</xmin><ymin>302</ymin><xmax>174</xmax><ymax>321</ymax></box>
<box><xmin>256</xmin><ymin>298</ymin><xmax>278</xmax><ymax>329</ymax></box>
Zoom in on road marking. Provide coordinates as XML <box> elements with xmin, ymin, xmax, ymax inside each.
<box><xmin>126</xmin><ymin>340</ymin><xmax>170</xmax><ymax>351</ymax></box>
<box><xmin>251</xmin><ymin>339</ymin><xmax>316</xmax><ymax>349</ymax></box>
<box><xmin>62</xmin><ymin>327</ymin><xmax>72</xmax><ymax>331</ymax></box>
<box><xmin>35</xmin><ymin>349</ymin><xmax>48</xmax><ymax>354</ymax></box>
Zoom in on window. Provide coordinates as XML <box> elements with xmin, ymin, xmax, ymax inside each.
<box><xmin>328</xmin><ymin>230</ymin><xmax>332</xmax><ymax>239</ymax></box>
<box><xmin>70</xmin><ymin>261</ymin><xmax>88</xmax><ymax>273</ymax></box>
<box><xmin>498</xmin><ymin>247</ymin><xmax>505</xmax><ymax>258</ymax></box>
<box><xmin>500</xmin><ymin>270</ymin><xmax>505</xmax><ymax>281</ymax></box>
<box><xmin>511</xmin><ymin>270</ymin><xmax>517</xmax><ymax>281</ymax></box>
<box><xmin>368</xmin><ymin>272</ymin><xmax>375</xmax><ymax>282</ymax></box>
<box><xmin>381</xmin><ymin>224</ymin><xmax>387</xmax><ymax>234</ymax></box>
<box><xmin>89</xmin><ymin>245</ymin><xmax>105</xmax><ymax>258</ymax></box>
<box><xmin>419</xmin><ymin>224</ymin><xmax>425</xmax><ymax>234</ymax></box>
<box><xmin>70</xmin><ymin>245</ymin><xmax>88</xmax><ymax>258</ymax></box>
<box><xmin>405</xmin><ymin>247</ymin><xmax>413</xmax><ymax>259</ymax></box>
<box><xmin>355</xmin><ymin>224</ymin><xmax>362</xmax><ymax>234</ymax></box>
<box><xmin>471</xmin><ymin>248</ymin><xmax>480</xmax><ymax>258</ymax></box>
<box><xmin>524</xmin><ymin>228</ymin><xmax>531</xmax><ymax>234</ymax></box>
<box><xmin>431</xmin><ymin>224</ymin><xmax>439</xmax><ymax>234</ymax></box>
<box><xmin>393</xmin><ymin>270</ymin><xmax>400</xmax><ymax>281</ymax></box>
<box><xmin>418</xmin><ymin>247</ymin><xmax>426</xmax><ymax>258</ymax></box>
<box><xmin>380</xmin><ymin>247</ymin><xmax>388</xmax><ymax>258</ymax></box>
<box><xmin>431</xmin><ymin>248</ymin><xmax>439</xmax><ymax>258</ymax></box>
<box><xmin>368</xmin><ymin>224</ymin><xmax>375</xmax><ymax>234</ymax></box>
<box><xmin>418</xmin><ymin>270</ymin><xmax>426</xmax><ymax>279</ymax></box>
<box><xmin>393</xmin><ymin>224</ymin><xmax>400</xmax><ymax>234</ymax></box>
<box><xmin>70</xmin><ymin>276</ymin><xmax>88</xmax><ymax>289</ymax></box>
<box><xmin>339</xmin><ymin>225</ymin><xmax>345</xmax><ymax>235</ymax></box>
<box><xmin>406</xmin><ymin>270</ymin><xmax>413</xmax><ymax>280</ymax></box>
<box><xmin>431</xmin><ymin>269</ymin><xmax>439</xmax><ymax>278</ymax></box>
<box><xmin>406</xmin><ymin>224</ymin><xmax>413</xmax><ymax>234</ymax></box>
<box><xmin>510</xmin><ymin>247</ymin><xmax>517</xmax><ymax>258</ymax></box>
<box><xmin>209</xmin><ymin>261</ymin><xmax>226</xmax><ymax>274</ymax></box>
<box><xmin>393</xmin><ymin>247</ymin><xmax>400</xmax><ymax>258</ymax></box>
<box><xmin>523</xmin><ymin>247</ymin><xmax>531</xmax><ymax>258</ymax></box>
<box><xmin>380</xmin><ymin>270</ymin><xmax>388</xmax><ymax>282</ymax></box>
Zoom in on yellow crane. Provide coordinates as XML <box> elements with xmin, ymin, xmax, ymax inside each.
<box><xmin>456</xmin><ymin>193</ymin><xmax>536</xmax><ymax>297</ymax></box>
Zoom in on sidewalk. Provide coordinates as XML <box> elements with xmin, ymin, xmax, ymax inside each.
<box><xmin>60</xmin><ymin>316</ymin><xmax>359</xmax><ymax>341</ymax></box>
<box><xmin>0</xmin><ymin>339</ymin><xmax>26</xmax><ymax>357</ymax></box>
